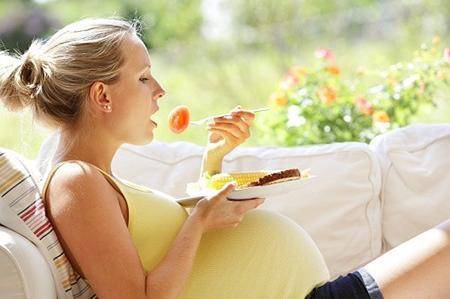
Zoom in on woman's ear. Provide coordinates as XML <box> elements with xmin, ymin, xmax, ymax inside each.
<box><xmin>89</xmin><ymin>81</ymin><xmax>112</xmax><ymax>113</ymax></box>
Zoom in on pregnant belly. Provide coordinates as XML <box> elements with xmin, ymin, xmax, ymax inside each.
<box><xmin>180</xmin><ymin>209</ymin><xmax>330</xmax><ymax>299</ymax></box>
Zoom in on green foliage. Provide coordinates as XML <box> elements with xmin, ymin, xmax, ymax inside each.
<box><xmin>33</xmin><ymin>0</ymin><xmax>203</xmax><ymax>49</ymax></box>
<box><xmin>121</xmin><ymin>0</ymin><xmax>204</xmax><ymax>49</ymax></box>
<box><xmin>256</xmin><ymin>41</ymin><xmax>450</xmax><ymax>146</ymax></box>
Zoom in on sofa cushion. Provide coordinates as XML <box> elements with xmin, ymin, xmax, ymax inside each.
<box><xmin>0</xmin><ymin>148</ymin><xmax>96</xmax><ymax>299</ymax></box>
<box><xmin>370</xmin><ymin>124</ymin><xmax>450</xmax><ymax>250</ymax></box>
<box><xmin>111</xmin><ymin>140</ymin><xmax>383</xmax><ymax>278</ymax></box>
<box><xmin>0</xmin><ymin>225</ymin><xmax>56</xmax><ymax>298</ymax></box>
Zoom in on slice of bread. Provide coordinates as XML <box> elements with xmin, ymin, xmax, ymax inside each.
<box><xmin>247</xmin><ymin>169</ymin><xmax>301</xmax><ymax>187</ymax></box>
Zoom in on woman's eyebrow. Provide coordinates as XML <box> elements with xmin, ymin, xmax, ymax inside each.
<box><xmin>139</xmin><ymin>64</ymin><xmax>151</xmax><ymax>72</ymax></box>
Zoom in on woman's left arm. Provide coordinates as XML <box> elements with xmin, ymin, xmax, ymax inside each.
<box><xmin>200</xmin><ymin>106</ymin><xmax>255</xmax><ymax>178</ymax></box>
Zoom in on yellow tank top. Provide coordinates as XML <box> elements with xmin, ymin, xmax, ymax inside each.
<box><xmin>44</xmin><ymin>160</ymin><xmax>330</xmax><ymax>298</ymax></box>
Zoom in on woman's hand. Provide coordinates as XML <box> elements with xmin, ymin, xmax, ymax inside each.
<box><xmin>205</xmin><ymin>105</ymin><xmax>255</xmax><ymax>157</ymax></box>
<box><xmin>189</xmin><ymin>183</ymin><xmax>265</xmax><ymax>232</ymax></box>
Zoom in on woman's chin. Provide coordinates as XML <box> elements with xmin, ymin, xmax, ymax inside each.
<box><xmin>142</xmin><ymin>133</ymin><xmax>154</xmax><ymax>145</ymax></box>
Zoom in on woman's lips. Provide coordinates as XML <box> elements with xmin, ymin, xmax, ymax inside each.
<box><xmin>151</xmin><ymin>119</ymin><xmax>158</xmax><ymax>127</ymax></box>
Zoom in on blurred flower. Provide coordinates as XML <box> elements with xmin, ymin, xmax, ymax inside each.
<box><xmin>444</xmin><ymin>48</ymin><xmax>450</xmax><ymax>63</ymax></box>
<box><xmin>373</xmin><ymin>121</ymin><xmax>390</xmax><ymax>133</ymax></box>
<box><xmin>387</xmin><ymin>76</ymin><xmax>397</xmax><ymax>87</ymax></box>
<box><xmin>373</xmin><ymin>111</ymin><xmax>390</xmax><ymax>123</ymax></box>
<box><xmin>317</xmin><ymin>86</ymin><xmax>337</xmax><ymax>105</ymax></box>
<box><xmin>288</xmin><ymin>66</ymin><xmax>307</xmax><ymax>80</ymax></box>
<box><xmin>296</xmin><ymin>88</ymin><xmax>308</xmax><ymax>97</ymax></box>
<box><xmin>436</xmin><ymin>70</ymin><xmax>446</xmax><ymax>81</ymax></box>
<box><xmin>315</xmin><ymin>48</ymin><xmax>334</xmax><ymax>61</ymax></box>
<box><xmin>369</xmin><ymin>85</ymin><xmax>384</xmax><ymax>94</ymax></box>
<box><xmin>326</xmin><ymin>65</ymin><xmax>340</xmax><ymax>76</ymax></box>
<box><xmin>287</xmin><ymin>105</ymin><xmax>305</xmax><ymax>127</ymax></box>
<box><xmin>355</xmin><ymin>97</ymin><xmax>373</xmax><ymax>116</ymax></box>
<box><xmin>279</xmin><ymin>74</ymin><xmax>299</xmax><ymax>90</ymax></box>
<box><xmin>402</xmin><ymin>74</ymin><xmax>420</xmax><ymax>89</ymax></box>
<box><xmin>301</xmin><ymin>98</ymin><xmax>313</xmax><ymax>106</ymax></box>
<box><xmin>356</xmin><ymin>66</ymin><xmax>368</xmax><ymax>76</ymax></box>
<box><xmin>343</xmin><ymin>115</ymin><xmax>352</xmax><ymax>123</ymax></box>
<box><xmin>418</xmin><ymin>81</ymin><xmax>426</xmax><ymax>95</ymax></box>
<box><xmin>269</xmin><ymin>91</ymin><xmax>288</xmax><ymax>107</ymax></box>
<box><xmin>432</xmin><ymin>36</ymin><xmax>440</xmax><ymax>45</ymax></box>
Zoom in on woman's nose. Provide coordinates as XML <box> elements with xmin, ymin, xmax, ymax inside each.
<box><xmin>153</xmin><ymin>83</ymin><xmax>165</xmax><ymax>101</ymax></box>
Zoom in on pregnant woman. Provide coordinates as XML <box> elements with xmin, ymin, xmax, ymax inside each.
<box><xmin>1</xmin><ymin>17</ymin><xmax>449</xmax><ymax>299</ymax></box>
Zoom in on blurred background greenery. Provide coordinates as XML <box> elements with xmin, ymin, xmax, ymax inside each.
<box><xmin>0</xmin><ymin>0</ymin><xmax>449</xmax><ymax>159</ymax></box>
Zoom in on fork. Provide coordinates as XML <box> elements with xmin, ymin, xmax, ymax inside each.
<box><xmin>189</xmin><ymin>107</ymin><xmax>270</xmax><ymax>126</ymax></box>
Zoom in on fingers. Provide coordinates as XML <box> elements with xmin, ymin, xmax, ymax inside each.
<box><xmin>210</xmin><ymin>183</ymin><xmax>235</xmax><ymax>204</ymax></box>
<box><xmin>211</xmin><ymin>106</ymin><xmax>255</xmax><ymax>127</ymax></box>
<box><xmin>228</xmin><ymin>198</ymin><xmax>265</xmax><ymax>228</ymax></box>
<box><xmin>224</xmin><ymin>197</ymin><xmax>265</xmax><ymax>228</ymax></box>
<box><xmin>233</xmin><ymin>197</ymin><xmax>265</xmax><ymax>211</ymax></box>
<box><xmin>207</xmin><ymin>128</ymin><xmax>240</xmax><ymax>143</ymax></box>
<box><xmin>232</xmin><ymin>111</ymin><xmax>255</xmax><ymax>126</ymax></box>
<box><xmin>230</xmin><ymin>106</ymin><xmax>255</xmax><ymax>126</ymax></box>
<box><xmin>208</xmin><ymin>122</ymin><xmax>249</xmax><ymax>140</ymax></box>
<box><xmin>212</xmin><ymin>182</ymin><xmax>236</xmax><ymax>202</ymax></box>
<box><xmin>212</xmin><ymin>115</ymin><xmax>249</xmax><ymax>135</ymax></box>
<box><xmin>208</xmin><ymin>111</ymin><xmax>251</xmax><ymax>141</ymax></box>
<box><xmin>229</xmin><ymin>197</ymin><xmax>265</xmax><ymax>210</ymax></box>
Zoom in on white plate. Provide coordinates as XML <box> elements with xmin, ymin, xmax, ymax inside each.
<box><xmin>226</xmin><ymin>176</ymin><xmax>316</xmax><ymax>199</ymax></box>
<box><xmin>183</xmin><ymin>176</ymin><xmax>316</xmax><ymax>203</ymax></box>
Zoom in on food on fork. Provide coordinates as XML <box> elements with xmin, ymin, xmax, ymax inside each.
<box><xmin>168</xmin><ymin>105</ymin><xmax>190</xmax><ymax>133</ymax></box>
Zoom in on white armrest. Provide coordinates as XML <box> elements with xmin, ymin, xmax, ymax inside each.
<box><xmin>0</xmin><ymin>226</ymin><xmax>56</xmax><ymax>299</ymax></box>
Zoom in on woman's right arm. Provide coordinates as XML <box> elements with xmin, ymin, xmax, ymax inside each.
<box><xmin>46</xmin><ymin>162</ymin><xmax>263</xmax><ymax>299</ymax></box>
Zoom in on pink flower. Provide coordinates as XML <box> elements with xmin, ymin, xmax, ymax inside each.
<box><xmin>444</xmin><ymin>48</ymin><xmax>450</xmax><ymax>63</ymax></box>
<box><xmin>288</xmin><ymin>66</ymin><xmax>307</xmax><ymax>80</ymax></box>
<box><xmin>355</xmin><ymin>97</ymin><xmax>373</xmax><ymax>116</ymax></box>
<box><xmin>279</xmin><ymin>73</ymin><xmax>299</xmax><ymax>90</ymax></box>
<box><xmin>315</xmin><ymin>48</ymin><xmax>334</xmax><ymax>61</ymax></box>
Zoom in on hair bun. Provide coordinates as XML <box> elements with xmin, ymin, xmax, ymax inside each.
<box><xmin>17</xmin><ymin>39</ymin><xmax>51</xmax><ymax>100</ymax></box>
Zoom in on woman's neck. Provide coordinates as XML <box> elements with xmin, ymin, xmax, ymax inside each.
<box><xmin>54</xmin><ymin>128</ymin><xmax>119</xmax><ymax>176</ymax></box>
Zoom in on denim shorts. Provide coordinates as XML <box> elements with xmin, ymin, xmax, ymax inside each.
<box><xmin>305</xmin><ymin>267</ymin><xmax>384</xmax><ymax>299</ymax></box>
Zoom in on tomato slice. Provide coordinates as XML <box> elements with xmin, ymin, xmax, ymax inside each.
<box><xmin>168</xmin><ymin>105</ymin><xmax>190</xmax><ymax>134</ymax></box>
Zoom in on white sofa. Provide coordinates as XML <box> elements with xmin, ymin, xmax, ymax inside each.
<box><xmin>1</xmin><ymin>123</ymin><xmax>449</xmax><ymax>298</ymax></box>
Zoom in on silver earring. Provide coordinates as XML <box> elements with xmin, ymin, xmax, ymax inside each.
<box><xmin>104</xmin><ymin>104</ymin><xmax>112</xmax><ymax>111</ymax></box>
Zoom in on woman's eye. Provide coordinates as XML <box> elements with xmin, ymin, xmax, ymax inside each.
<box><xmin>140</xmin><ymin>77</ymin><xmax>149</xmax><ymax>82</ymax></box>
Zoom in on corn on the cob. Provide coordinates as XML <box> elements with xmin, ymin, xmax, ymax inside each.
<box><xmin>206</xmin><ymin>172</ymin><xmax>269</xmax><ymax>190</ymax></box>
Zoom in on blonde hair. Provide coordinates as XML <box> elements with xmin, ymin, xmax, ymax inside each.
<box><xmin>0</xmin><ymin>17</ymin><xmax>139</xmax><ymax>130</ymax></box>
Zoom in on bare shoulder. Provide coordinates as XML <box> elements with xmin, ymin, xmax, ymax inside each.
<box><xmin>45</xmin><ymin>161</ymin><xmax>147</xmax><ymax>298</ymax></box>
<box><xmin>47</xmin><ymin>161</ymin><xmax>115</xmax><ymax>203</ymax></box>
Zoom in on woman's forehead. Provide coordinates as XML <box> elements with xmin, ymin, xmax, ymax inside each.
<box><xmin>121</xmin><ymin>35</ymin><xmax>151</xmax><ymax>71</ymax></box>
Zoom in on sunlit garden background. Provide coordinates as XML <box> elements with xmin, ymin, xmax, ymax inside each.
<box><xmin>1</xmin><ymin>0</ymin><xmax>449</xmax><ymax>159</ymax></box>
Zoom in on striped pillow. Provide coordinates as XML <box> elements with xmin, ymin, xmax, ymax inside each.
<box><xmin>0</xmin><ymin>148</ymin><xmax>97</xmax><ymax>299</ymax></box>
